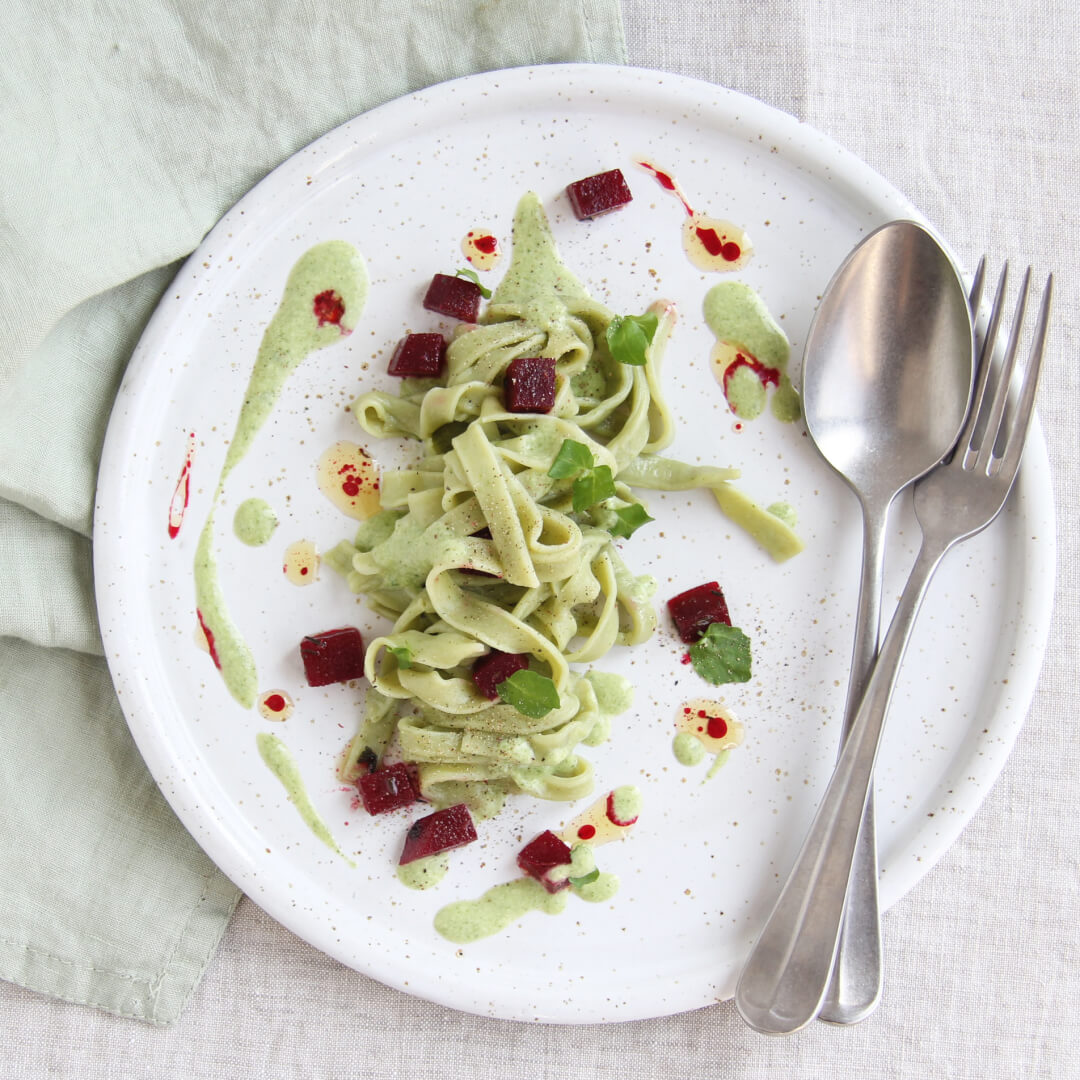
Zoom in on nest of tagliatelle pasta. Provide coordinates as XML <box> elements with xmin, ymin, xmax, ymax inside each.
<box><xmin>324</xmin><ymin>191</ymin><xmax>799</xmax><ymax>823</ymax></box>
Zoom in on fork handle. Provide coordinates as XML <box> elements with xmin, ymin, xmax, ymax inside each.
<box><xmin>735</xmin><ymin>534</ymin><xmax>950</xmax><ymax>1034</ymax></box>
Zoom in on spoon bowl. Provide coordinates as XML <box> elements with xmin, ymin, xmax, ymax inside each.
<box><xmin>803</xmin><ymin>222</ymin><xmax>974</xmax><ymax>491</ymax></box>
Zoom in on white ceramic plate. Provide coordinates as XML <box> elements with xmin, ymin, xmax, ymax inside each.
<box><xmin>94</xmin><ymin>65</ymin><xmax>1055</xmax><ymax>1023</ymax></box>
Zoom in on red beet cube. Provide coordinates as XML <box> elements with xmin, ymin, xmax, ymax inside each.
<box><xmin>300</xmin><ymin>626</ymin><xmax>365</xmax><ymax>686</ymax></box>
<box><xmin>667</xmin><ymin>582</ymin><xmax>732</xmax><ymax>644</ymax></box>
<box><xmin>387</xmin><ymin>333</ymin><xmax>446</xmax><ymax>377</ymax></box>
<box><xmin>472</xmin><ymin>650</ymin><xmax>530</xmax><ymax>700</ymax></box>
<box><xmin>358</xmin><ymin>762</ymin><xmax>418</xmax><ymax>815</ymax></box>
<box><xmin>423</xmin><ymin>273</ymin><xmax>482</xmax><ymax>322</ymax></box>
<box><xmin>566</xmin><ymin>169</ymin><xmax>633</xmax><ymax>220</ymax></box>
<box><xmin>504</xmin><ymin>357</ymin><xmax>556</xmax><ymax>413</ymax></box>
<box><xmin>517</xmin><ymin>830</ymin><xmax>573</xmax><ymax>893</ymax></box>
<box><xmin>399</xmin><ymin>803</ymin><xmax>477</xmax><ymax>865</ymax></box>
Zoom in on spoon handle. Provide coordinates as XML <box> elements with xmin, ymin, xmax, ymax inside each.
<box><xmin>818</xmin><ymin>501</ymin><xmax>887</xmax><ymax>1023</ymax></box>
<box><xmin>735</xmin><ymin>535</ymin><xmax>946</xmax><ymax>1034</ymax></box>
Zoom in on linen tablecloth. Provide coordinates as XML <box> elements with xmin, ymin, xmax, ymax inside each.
<box><xmin>2</xmin><ymin>0</ymin><xmax>1077</xmax><ymax>1076</ymax></box>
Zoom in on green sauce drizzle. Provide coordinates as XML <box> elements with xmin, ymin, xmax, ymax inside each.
<box><xmin>572</xmin><ymin>871</ymin><xmax>619</xmax><ymax>903</ymax></box>
<box><xmin>256</xmin><ymin>732</ymin><xmax>354</xmax><ymax>867</ymax></box>
<box><xmin>396</xmin><ymin>853</ymin><xmax>450</xmax><ymax>890</ymax></box>
<box><xmin>194</xmin><ymin>242</ymin><xmax>368</xmax><ymax>706</ymax></box>
<box><xmin>609</xmin><ymin>784</ymin><xmax>643</xmax><ymax>823</ymax></box>
<box><xmin>766</xmin><ymin>501</ymin><xmax>797</xmax><ymax>529</ymax></box>
<box><xmin>672</xmin><ymin>731</ymin><xmax>706</xmax><ymax>766</ymax></box>
<box><xmin>233</xmin><ymin>498</ymin><xmax>278</xmax><ymax>546</ymax></box>
<box><xmin>434</xmin><ymin>878</ymin><xmax>568</xmax><ymax>943</ymax></box>
<box><xmin>703</xmin><ymin>281</ymin><xmax>800</xmax><ymax>423</ymax></box>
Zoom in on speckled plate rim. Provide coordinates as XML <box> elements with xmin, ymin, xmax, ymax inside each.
<box><xmin>93</xmin><ymin>63</ymin><xmax>1056</xmax><ymax>1022</ymax></box>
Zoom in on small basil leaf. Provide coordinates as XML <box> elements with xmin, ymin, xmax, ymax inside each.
<box><xmin>608</xmin><ymin>503</ymin><xmax>654</xmax><ymax>539</ymax></box>
<box><xmin>571</xmin><ymin>465</ymin><xmax>617</xmax><ymax>512</ymax></box>
<box><xmin>605</xmin><ymin>312</ymin><xmax>659</xmax><ymax>366</ymax></box>
<box><xmin>548</xmin><ymin>438</ymin><xmax>595</xmax><ymax>479</ymax></box>
<box><xmin>569</xmin><ymin>868</ymin><xmax>600</xmax><ymax>888</ymax></box>
<box><xmin>689</xmin><ymin>622</ymin><xmax>752</xmax><ymax>685</ymax></box>
<box><xmin>455</xmin><ymin>267</ymin><xmax>492</xmax><ymax>299</ymax></box>
<box><xmin>496</xmin><ymin>670</ymin><xmax>560</xmax><ymax>719</ymax></box>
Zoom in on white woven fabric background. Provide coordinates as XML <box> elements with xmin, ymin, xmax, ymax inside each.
<box><xmin>3</xmin><ymin>0</ymin><xmax>1077</xmax><ymax>1076</ymax></box>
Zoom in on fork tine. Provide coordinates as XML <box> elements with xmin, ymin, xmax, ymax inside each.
<box><xmin>996</xmin><ymin>273</ymin><xmax>1053</xmax><ymax>481</ymax></box>
<box><xmin>975</xmin><ymin>266</ymin><xmax>1031</xmax><ymax>472</ymax></box>
<box><xmin>962</xmin><ymin>262</ymin><xmax>1008</xmax><ymax>465</ymax></box>
<box><xmin>968</xmin><ymin>255</ymin><xmax>987</xmax><ymax>317</ymax></box>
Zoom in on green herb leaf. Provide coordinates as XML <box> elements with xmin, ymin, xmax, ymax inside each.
<box><xmin>569</xmin><ymin>868</ymin><xmax>600</xmax><ymax>887</ymax></box>
<box><xmin>572</xmin><ymin>464</ymin><xmax>617</xmax><ymax>512</ymax></box>
<box><xmin>689</xmin><ymin>622</ymin><xmax>752</xmax><ymax>685</ymax></box>
<box><xmin>608</xmin><ymin>503</ymin><xmax>654</xmax><ymax>539</ymax></box>
<box><xmin>455</xmin><ymin>267</ymin><xmax>492</xmax><ymax>299</ymax></box>
<box><xmin>548</xmin><ymin>438</ymin><xmax>595</xmax><ymax>479</ymax></box>
<box><xmin>496</xmin><ymin>669</ymin><xmax>560</xmax><ymax>719</ymax></box>
<box><xmin>387</xmin><ymin>645</ymin><xmax>413</xmax><ymax>670</ymax></box>
<box><xmin>605</xmin><ymin>312</ymin><xmax>659</xmax><ymax>366</ymax></box>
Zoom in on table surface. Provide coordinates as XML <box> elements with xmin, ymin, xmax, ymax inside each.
<box><xmin>4</xmin><ymin>2</ymin><xmax>1078</xmax><ymax>1077</ymax></box>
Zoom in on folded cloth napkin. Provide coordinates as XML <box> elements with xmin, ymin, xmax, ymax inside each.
<box><xmin>0</xmin><ymin>0</ymin><xmax>626</xmax><ymax>1024</ymax></box>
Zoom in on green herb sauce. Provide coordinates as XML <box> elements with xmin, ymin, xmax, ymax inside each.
<box><xmin>396</xmin><ymin>853</ymin><xmax>451</xmax><ymax>890</ymax></box>
<box><xmin>672</xmin><ymin>731</ymin><xmax>706</xmax><ymax>766</ymax></box>
<box><xmin>256</xmin><ymin>732</ymin><xmax>354</xmax><ymax>866</ymax></box>
<box><xmin>704</xmin><ymin>281</ymin><xmax>801</xmax><ymax>422</ymax></box>
<box><xmin>233</xmin><ymin>498</ymin><xmax>278</xmax><ymax>546</ymax></box>
<box><xmin>433</xmin><ymin>878</ymin><xmax>569</xmax><ymax>943</ymax></box>
<box><xmin>194</xmin><ymin>242</ymin><xmax>367</xmax><ymax>706</ymax></box>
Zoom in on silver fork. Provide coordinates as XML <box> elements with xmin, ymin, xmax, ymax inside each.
<box><xmin>735</xmin><ymin>261</ymin><xmax>1053</xmax><ymax>1035</ymax></box>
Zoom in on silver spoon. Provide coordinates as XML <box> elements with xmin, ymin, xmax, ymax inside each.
<box><xmin>736</xmin><ymin>221</ymin><xmax>974</xmax><ymax>1033</ymax></box>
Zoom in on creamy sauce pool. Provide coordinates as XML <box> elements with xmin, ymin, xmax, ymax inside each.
<box><xmin>193</xmin><ymin>241</ymin><xmax>367</xmax><ymax>706</ymax></box>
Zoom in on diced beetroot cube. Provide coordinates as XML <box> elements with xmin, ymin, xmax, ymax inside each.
<box><xmin>566</xmin><ymin>168</ymin><xmax>633</xmax><ymax>220</ymax></box>
<box><xmin>300</xmin><ymin>626</ymin><xmax>365</xmax><ymax>686</ymax></box>
<box><xmin>387</xmin><ymin>332</ymin><xmax>446</xmax><ymax>377</ymax></box>
<box><xmin>399</xmin><ymin>803</ymin><xmax>477</xmax><ymax>865</ymax></box>
<box><xmin>423</xmin><ymin>273</ymin><xmax>482</xmax><ymax>322</ymax></box>
<box><xmin>517</xmin><ymin>830</ymin><xmax>573</xmax><ymax>894</ymax></box>
<box><xmin>358</xmin><ymin>762</ymin><xmax>418</xmax><ymax>815</ymax></box>
<box><xmin>472</xmin><ymin>650</ymin><xmax>530</xmax><ymax>700</ymax></box>
<box><xmin>667</xmin><ymin>582</ymin><xmax>732</xmax><ymax>644</ymax></box>
<box><xmin>504</xmin><ymin>357</ymin><xmax>556</xmax><ymax>413</ymax></box>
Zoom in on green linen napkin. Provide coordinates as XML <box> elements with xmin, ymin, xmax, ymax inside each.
<box><xmin>0</xmin><ymin>0</ymin><xmax>626</xmax><ymax>1024</ymax></box>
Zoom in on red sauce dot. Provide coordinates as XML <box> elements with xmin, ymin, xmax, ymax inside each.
<box><xmin>474</xmin><ymin>234</ymin><xmax>498</xmax><ymax>254</ymax></box>
<box><xmin>696</xmin><ymin>226</ymin><xmax>724</xmax><ymax>257</ymax></box>
<box><xmin>707</xmin><ymin>715</ymin><xmax>729</xmax><ymax>739</ymax></box>
<box><xmin>313</xmin><ymin>289</ymin><xmax>345</xmax><ymax>326</ymax></box>
<box><xmin>577</xmin><ymin>824</ymin><xmax>597</xmax><ymax>840</ymax></box>
<box><xmin>720</xmin><ymin>241</ymin><xmax>742</xmax><ymax>262</ymax></box>
<box><xmin>683</xmin><ymin>707</ymin><xmax>692</xmax><ymax>714</ymax></box>
<box><xmin>681</xmin><ymin>652</ymin><xmax>692</xmax><ymax>665</ymax></box>
<box><xmin>300</xmin><ymin>567</ymin><xmax>308</xmax><ymax>576</ymax></box>
<box><xmin>264</xmin><ymin>694</ymin><xmax>286</xmax><ymax>713</ymax></box>
<box><xmin>341</xmin><ymin>479</ymin><xmax>360</xmax><ymax>496</ymax></box>
<box><xmin>698</xmin><ymin>709</ymin><xmax>707</xmax><ymax>718</ymax></box>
